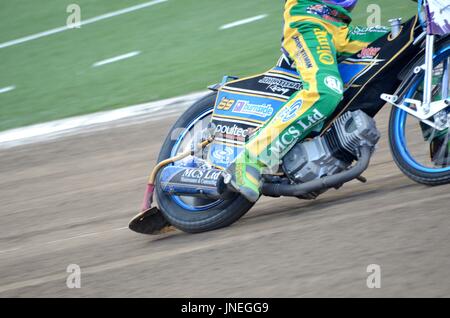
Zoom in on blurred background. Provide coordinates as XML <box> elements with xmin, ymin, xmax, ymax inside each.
<box><xmin>0</xmin><ymin>0</ymin><xmax>416</xmax><ymax>131</ymax></box>
<box><xmin>3</xmin><ymin>0</ymin><xmax>449</xmax><ymax>298</ymax></box>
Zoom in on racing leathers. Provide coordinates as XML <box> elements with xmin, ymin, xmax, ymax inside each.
<box><xmin>226</xmin><ymin>0</ymin><xmax>390</xmax><ymax>202</ymax></box>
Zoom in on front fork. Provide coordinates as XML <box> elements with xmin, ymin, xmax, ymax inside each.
<box><xmin>436</xmin><ymin>54</ymin><xmax>450</xmax><ymax>128</ymax></box>
<box><xmin>423</xmin><ymin>34</ymin><xmax>450</xmax><ymax>128</ymax></box>
<box><xmin>442</xmin><ymin>54</ymin><xmax>449</xmax><ymax>100</ymax></box>
<box><xmin>381</xmin><ymin>32</ymin><xmax>450</xmax><ymax>130</ymax></box>
<box><xmin>423</xmin><ymin>34</ymin><xmax>435</xmax><ymax>113</ymax></box>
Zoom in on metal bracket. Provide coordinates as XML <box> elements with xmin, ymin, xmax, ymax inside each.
<box><xmin>414</xmin><ymin>64</ymin><xmax>426</xmax><ymax>74</ymax></box>
<box><xmin>208</xmin><ymin>75</ymin><xmax>239</xmax><ymax>91</ymax></box>
<box><xmin>381</xmin><ymin>93</ymin><xmax>450</xmax><ymax>131</ymax></box>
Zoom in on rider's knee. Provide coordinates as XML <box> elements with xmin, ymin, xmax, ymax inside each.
<box><xmin>321</xmin><ymin>89</ymin><xmax>343</xmax><ymax>109</ymax></box>
<box><xmin>318</xmin><ymin>76</ymin><xmax>344</xmax><ymax>115</ymax></box>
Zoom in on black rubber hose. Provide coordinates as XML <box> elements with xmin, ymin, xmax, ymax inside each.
<box><xmin>261</xmin><ymin>146</ymin><xmax>373</xmax><ymax>197</ymax></box>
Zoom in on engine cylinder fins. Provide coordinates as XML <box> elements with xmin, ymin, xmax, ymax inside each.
<box><xmin>282</xmin><ymin>110</ymin><xmax>380</xmax><ymax>184</ymax></box>
<box><xmin>328</xmin><ymin>110</ymin><xmax>381</xmax><ymax>158</ymax></box>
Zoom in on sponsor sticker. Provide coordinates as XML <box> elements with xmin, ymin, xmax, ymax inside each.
<box><xmin>179</xmin><ymin>168</ymin><xmax>222</xmax><ymax>186</ymax></box>
<box><xmin>292</xmin><ymin>35</ymin><xmax>314</xmax><ymax>69</ymax></box>
<box><xmin>211</xmin><ymin>145</ymin><xmax>235</xmax><ymax>165</ymax></box>
<box><xmin>271</xmin><ymin>108</ymin><xmax>325</xmax><ymax>156</ymax></box>
<box><xmin>324</xmin><ymin>75</ymin><xmax>343</xmax><ymax>94</ymax></box>
<box><xmin>258</xmin><ymin>76</ymin><xmax>303</xmax><ymax>95</ymax></box>
<box><xmin>313</xmin><ymin>28</ymin><xmax>335</xmax><ymax>65</ymax></box>
<box><xmin>214</xmin><ymin>123</ymin><xmax>249</xmax><ymax>141</ymax></box>
<box><xmin>297</xmin><ymin>108</ymin><xmax>325</xmax><ymax>131</ymax></box>
<box><xmin>217</xmin><ymin>97</ymin><xmax>235</xmax><ymax>110</ymax></box>
<box><xmin>278</xmin><ymin>100</ymin><xmax>303</xmax><ymax>123</ymax></box>
<box><xmin>351</xmin><ymin>26</ymin><xmax>390</xmax><ymax>36</ymax></box>
<box><xmin>232</xmin><ymin>100</ymin><xmax>274</xmax><ymax>118</ymax></box>
<box><xmin>306</xmin><ymin>4</ymin><xmax>343</xmax><ymax>23</ymax></box>
<box><xmin>357</xmin><ymin>47</ymin><xmax>381</xmax><ymax>59</ymax></box>
<box><xmin>267</xmin><ymin>85</ymin><xmax>290</xmax><ymax>95</ymax></box>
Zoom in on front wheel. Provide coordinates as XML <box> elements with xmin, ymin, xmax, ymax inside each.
<box><xmin>389</xmin><ymin>40</ymin><xmax>450</xmax><ymax>185</ymax></box>
<box><xmin>155</xmin><ymin>93</ymin><xmax>254</xmax><ymax>233</ymax></box>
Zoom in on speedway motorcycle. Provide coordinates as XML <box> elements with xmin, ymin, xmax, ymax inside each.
<box><xmin>129</xmin><ymin>0</ymin><xmax>450</xmax><ymax>234</ymax></box>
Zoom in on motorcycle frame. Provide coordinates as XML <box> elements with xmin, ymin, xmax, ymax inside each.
<box><xmin>382</xmin><ymin>0</ymin><xmax>450</xmax><ymax>130</ymax></box>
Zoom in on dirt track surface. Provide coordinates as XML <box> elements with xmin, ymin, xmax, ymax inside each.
<box><xmin>0</xmin><ymin>106</ymin><xmax>449</xmax><ymax>298</ymax></box>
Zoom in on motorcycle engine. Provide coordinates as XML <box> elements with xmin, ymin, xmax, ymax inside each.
<box><xmin>282</xmin><ymin>110</ymin><xmax>380</xmax><ymax>183</ymax></box>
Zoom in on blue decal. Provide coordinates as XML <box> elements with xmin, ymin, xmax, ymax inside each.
<box><xmin>338</xmin><ymin>63</ymin><xmax>367</xmax><ymax>86</ymax></box>
<box><xmin>214</xmin><ymin>91</ymin><xmax>285</xmax><ymax>122</ymax></box>
<box><xmin>277</xmin><ymin>100</ymin><xmax>303</xmax><ymax>123</ymax></box>
<box><xmin>275</xmin><ymin>62</ymin><xmax>368</xmax><ymax>87</ymax></box>
<box><xmin>232</xmin><ymin>100</ymin><xmax>274</xmax><ymax>118</ymax></box>
<box><xmin>209</xmin><ymin>143</ymin><xmax>243</xmax><ymax>168</ymax></box>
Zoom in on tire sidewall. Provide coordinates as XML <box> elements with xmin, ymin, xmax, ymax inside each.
<box><xmin>155</xmin><ymin>93</ymin><xmax>254</xmax><ymax>233</ymax></box>
<box><xmin>388</xmin><ymin>39</ymin><xmax>450</xmax><ymax>185</ymax></box>
<box><xmin>389</xmin><ymin>105</ymin><xmax>450</xmax><ymax>185</ymax></box>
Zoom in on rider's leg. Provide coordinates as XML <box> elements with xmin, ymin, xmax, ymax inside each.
<box><xmin>226</xmin><ymin>22</ymin><xmax>343</xmax><ymax>202</ymax></box>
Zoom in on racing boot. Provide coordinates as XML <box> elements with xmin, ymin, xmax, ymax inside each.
<box><xmin>224</xmin><ymin>151</ymin><xmax>263</xmax><ymax>203</ymax></box>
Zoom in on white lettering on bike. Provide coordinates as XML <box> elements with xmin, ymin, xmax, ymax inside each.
<box><xmin>214</xmin><ymin>124</ymin><xmax>249</xmax><ymax>139</ymax></box>
<box><xmin>278</xmin><ymin>100</ymin><xmax>304</xmax><ymax>123</ymax></box>
<box><xmin>232</xmin><ymin>100</ymin><xmax>274</xmax><ymax>118</ymax></box>
<box><xmin>182</xmin><ymin>169</ymin><xmax>221</xmax><ymax>181</ymax></box>
<box><xmin>258</xmin><ymin>76</ymin><xmax>302</xmax><ymax>91</ymax></box>
<box><xmin>271</xmin><ymin>109</ymin><xmax>325</xmax><ymax>156</ymax></box>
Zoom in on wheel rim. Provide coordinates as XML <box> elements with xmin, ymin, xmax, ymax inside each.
<box><xmin>168</xmin><ymin>108</ymin><xmax>223</xmax><ymax>212</ymax></box>
<box><xmin>394</xmin><ymin>45</ymin><xmax>450</xmax><ymax>173</ymax></box>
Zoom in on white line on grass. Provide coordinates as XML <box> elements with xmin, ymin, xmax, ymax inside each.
<box><xmin>0</xmin><ymin>86</ymin><xmax>15</xmax><ymax>94</ymax></box>
<box><xmin>0</xmin><ymin>91</ymin><xmax>209</xmax><ymax>149</ymax></box>
<box><xmin>93</xmin><ymin>51</ymin><xmax>141</xmax><ymax>67</ymax></box>
<box><xmin>219</xmin><ymin>14</ymin><xmax>268</xmax><ymax>30</ymax></box>
<box><xmin>0</xmin><ymin>0</ymin><xmax>168</xmax><ymax>49</ymax></box>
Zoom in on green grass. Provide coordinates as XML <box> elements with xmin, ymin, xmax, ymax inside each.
<box><xmin>0</xmin><ymin>0</ymin><xmax>417</xmax><ymax>131</ymax></box>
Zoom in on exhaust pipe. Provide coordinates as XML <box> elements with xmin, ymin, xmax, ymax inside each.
<box><xmin>261</xmin><ymin>146</ymin><xmax>372</xmax><ymax>197</ymax></box>
<box><xmin>161</xmin><ymin>146</ymin><xmax>372</xmax><ymax>200</ymax></box>
<box><xmin>129</xmin><ymin>137</ymin><xmax>214</xmax><ymax>235</ymax></box>
<box><xmin>160</xmin><ymin>166</ymin><xmax>227</xmax><ymax>199</ymax></box>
